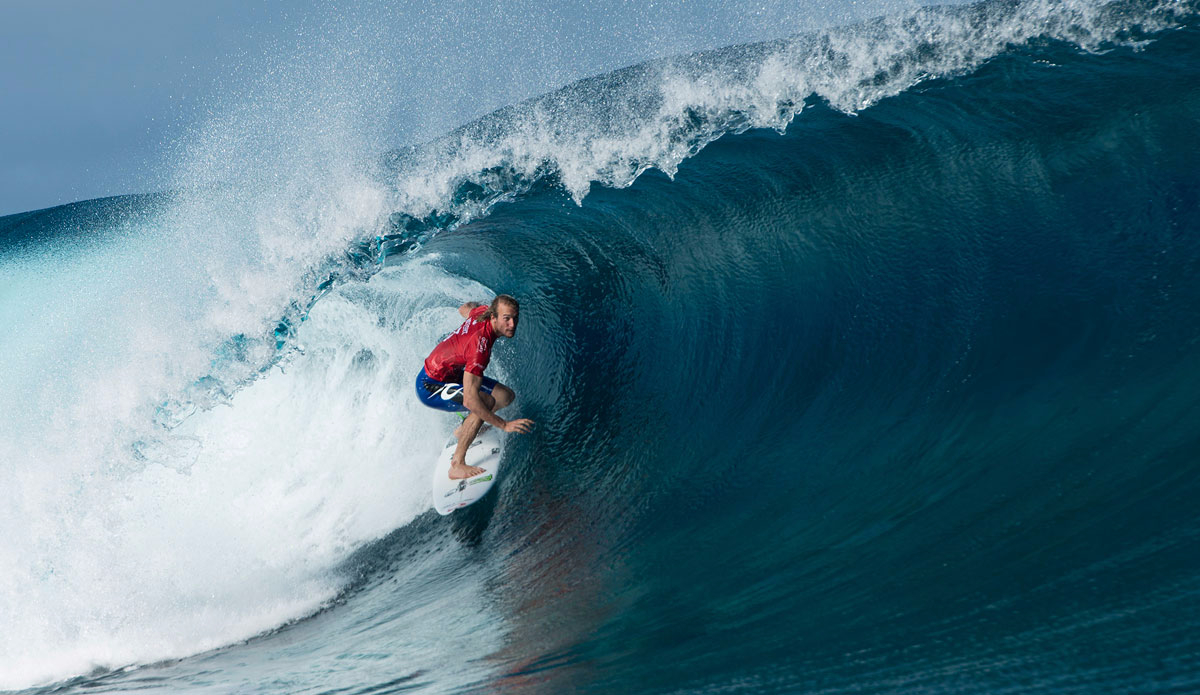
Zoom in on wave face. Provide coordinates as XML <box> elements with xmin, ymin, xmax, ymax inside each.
<box><xmin>5</xmin><ymin>1</ymin><xmax>1200</xmax><ymax>693</ymax></box>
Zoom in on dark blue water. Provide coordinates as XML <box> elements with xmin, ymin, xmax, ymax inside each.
<box><xmin>4</xmin><ymin>2</ymin><xmax>1200</xmax><ymax>693</ymax></box>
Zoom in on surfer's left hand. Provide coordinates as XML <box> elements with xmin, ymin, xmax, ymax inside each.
<box><xmin>503</xmin><ymin>418</ymin><xmax>534</xmax><ymax>434</ymax></box>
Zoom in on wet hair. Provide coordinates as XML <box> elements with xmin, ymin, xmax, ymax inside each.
<box><xmin>478</xmin><ymin>294</ymin><xmax>519</xmax><ymax>321</ymax></box>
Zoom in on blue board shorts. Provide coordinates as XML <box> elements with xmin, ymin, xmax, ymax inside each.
<box><xmin>415</xmin><ymin>367</ymin><xmax>498</xmax><ymax>413</ymax></box>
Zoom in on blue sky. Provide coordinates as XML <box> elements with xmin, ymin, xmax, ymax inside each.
<box><xmin>0</xmin><ymin>0</ymin><xmax>910</xmax><ymax>216</ymax></box>
<box><xmin>1</xmin><ymin>2</ymin><xmax>298</xmax><ymax>214</ymax></box>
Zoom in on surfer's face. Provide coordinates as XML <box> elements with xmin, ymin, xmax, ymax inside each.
<box><xmin>492</xmin><ymin>305</ymin><xmax>519</xmax><ymax>338</ymax></box>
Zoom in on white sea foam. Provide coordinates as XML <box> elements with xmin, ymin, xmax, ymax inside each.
<box><xmin>0</xmin><ymin>260</ymin><xmax>484</xmax><ymax>689</ymax></box>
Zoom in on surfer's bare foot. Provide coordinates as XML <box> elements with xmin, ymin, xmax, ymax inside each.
<box><xmin>449</xmin><ymin>460</ymin><xmax>484</xmax><ymax>479</ymax></box>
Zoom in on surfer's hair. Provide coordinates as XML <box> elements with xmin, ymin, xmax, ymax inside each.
<box><xmin>479</xmin><ymin>294</ymin><xmax>519</xmax><ymax>321</ymax></box>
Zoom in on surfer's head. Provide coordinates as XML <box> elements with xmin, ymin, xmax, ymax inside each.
<box><xmin>482</xmin><ymin>294</ymin><xmax>520</xmax><ymax>338</ymax></box>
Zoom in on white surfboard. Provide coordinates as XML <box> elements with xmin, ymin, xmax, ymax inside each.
<box><xmin>431</xmin><ymin>425</ymin><xmax>505</xmax><ymax>515</ymax></box>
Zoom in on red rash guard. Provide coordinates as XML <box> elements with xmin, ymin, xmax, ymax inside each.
<box><xmin>424</xmin><ymin>305</ymin><xmax>496</xmax><ymax>382</ymax></box>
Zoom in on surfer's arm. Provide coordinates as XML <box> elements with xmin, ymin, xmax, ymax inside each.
<box><xmin>458</xmin><ymin>302</ymin><xmax>482</xmax><ymax>318</ymax></box>
<box><xmin>462</xmin><ymin>371</ymin><xmax>508</xmax><ymax>429</ymax></box>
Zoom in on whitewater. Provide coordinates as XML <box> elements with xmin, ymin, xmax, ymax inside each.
<box><xmin>4</xmin><ymin>0</ymin><xmax>1200</xmax><ymax>692</ymax></box>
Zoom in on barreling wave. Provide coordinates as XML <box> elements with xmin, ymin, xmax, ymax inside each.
<box><xmin>76</xmin><ymin>0</ymin><xmax>1195</xmax><ymax>445</ymax></box>
<box><xmin>3</xmin><ymin>0</ymin><xmax>1200</xmax><ymax>692</ymax></box>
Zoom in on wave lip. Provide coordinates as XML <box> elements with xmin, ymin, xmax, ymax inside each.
<box><xmin>381</xmin><ymin>0</ymin><xmax>1194</xmax><ymax>248</ymax></box>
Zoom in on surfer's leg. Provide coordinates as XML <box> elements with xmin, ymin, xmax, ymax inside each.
<box><xmin>491</xmin><ymin>383</ymin><xmax>514</xmax><ymax>410</ymax></box>
<box><xmin>452</xmin><ymin>391</ymin><xmax>495</xmax><ymax>441</ymax></box>
<box><xmin>442</xmin><ymin>375</ymin><xmax>505</xmax><ymax>478</ymax></box>
<box><xmin>449</xmin><ymin>421</ymin><xmax>484</xmax><ymax>478</ymax></box>
<box><xmin>449</xmin><ymin>409</ymin><xmax>489</xmax><ymax>479</ymax></box>
<box><xmin>451</xmin><ymin>376</ymin><xmax>501</xmax><ymax>438</ymax></box>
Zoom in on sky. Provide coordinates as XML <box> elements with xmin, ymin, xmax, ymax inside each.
<box><xmin>0</xmin><ymin>0</ymin><xmax>913</xmax><ymax>216</ymax></box>
<box><xmin>1</xmin><ymin>2</ymin><xmax>296</xmax><ymax>215</ymax></box>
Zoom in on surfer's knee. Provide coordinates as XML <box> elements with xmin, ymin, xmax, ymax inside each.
<box><xmin>493</xmin><ymin>384</ymin><xmax>515</xmax><ymax>409</ymax></box>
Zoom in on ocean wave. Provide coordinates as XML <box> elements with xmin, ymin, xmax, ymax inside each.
<box><xmin>3</xmin><ymin>1</ymin><xmax>1199</xmax><ymax>691</ymax></box>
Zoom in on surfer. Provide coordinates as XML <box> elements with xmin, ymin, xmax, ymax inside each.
<box><xmin>416</xmin><ymin>294</ymin><xmax>534</xmax><ymax>479</ymax></box>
